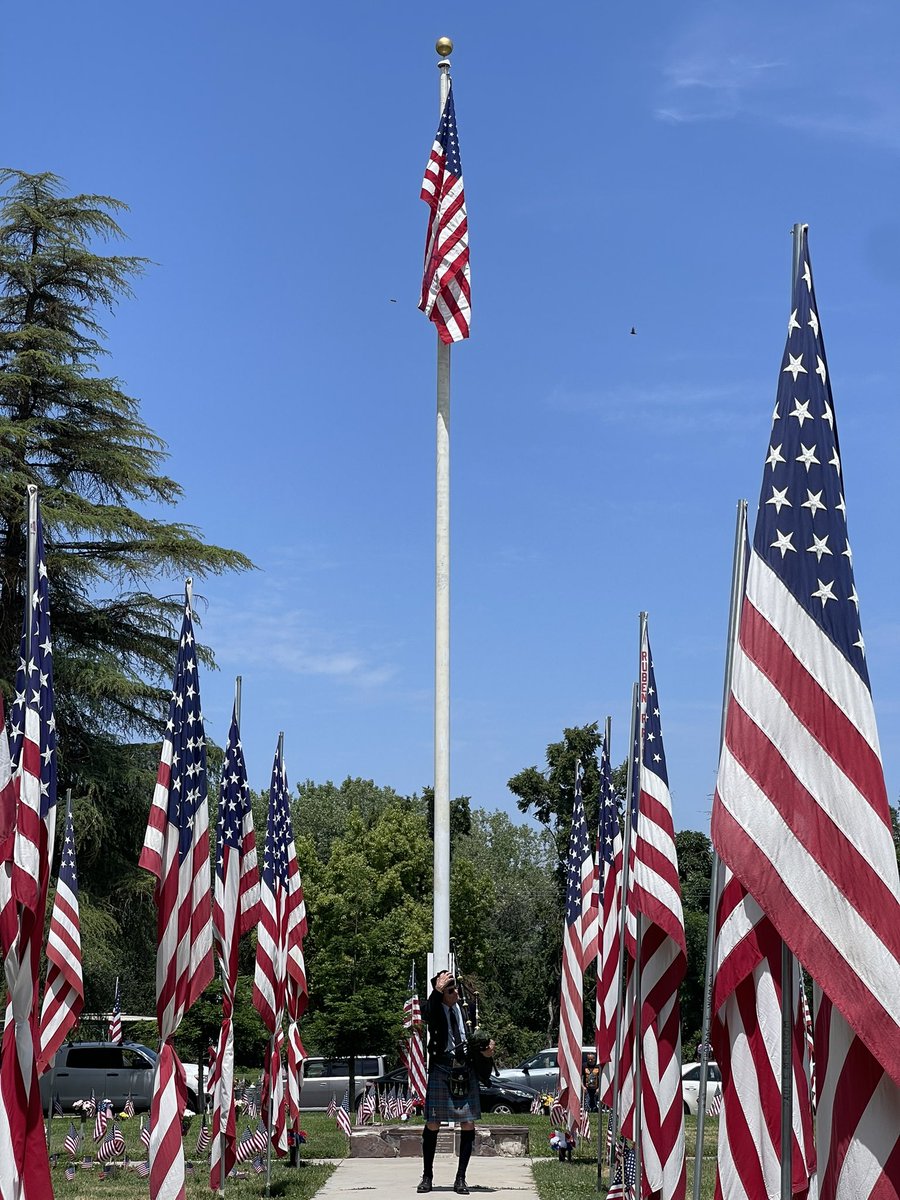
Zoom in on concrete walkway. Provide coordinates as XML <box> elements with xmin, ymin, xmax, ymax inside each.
<box><xmin>311</xmin><ymin>1156</ymin><xmax>540</xmax><ymax>1198</ymax></box>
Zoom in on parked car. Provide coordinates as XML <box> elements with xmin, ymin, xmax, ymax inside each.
<box><xmin>39</xmin><ymin>1041</ymin><xmax>208</xmax><ymax>1116</ymax></box>
<box><xmin>299</xmin><ymin>1055</ymin><xmax>388</xmax><ymax>1111</ymax></box>
<box><xmin>370</xmin><ymin>1066</ymin><xmax>539</xmax><ymax>1115</ymax></box>
<box><xmin>494</xmin><ymin>1046</ymin><xmax>596</xmax><ymax>1094</ymax></box>
<box><xmin>681</xmin><ymin>1061</ymin><xmax>722</xmax><ymax>1115</ymax></box>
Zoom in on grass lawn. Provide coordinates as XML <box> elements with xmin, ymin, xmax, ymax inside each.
<box><xmin>45</xmin><ymin>1111</ymin><xmax>341</xmax><ymax>1198</ymax></box>
<box><xmin>528</xmin><ymin>1113</ymin><xmax>719</xmax><ymax>1199</ymax></box>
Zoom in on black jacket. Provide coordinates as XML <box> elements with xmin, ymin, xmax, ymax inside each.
<box><xmin>422</xmin><ymin>989</ymin><xmax>492</xmax><ymax>1085</ymax></box>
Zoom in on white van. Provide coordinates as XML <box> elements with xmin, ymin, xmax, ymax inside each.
<box><xmin>300</xmin><ymin>1055</ymin><xmax>387</xmax><ymax>1111</ymax></box>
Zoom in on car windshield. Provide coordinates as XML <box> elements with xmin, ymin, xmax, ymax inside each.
<box><xmin>132</xmin><ymin>1045</ymin><xmax>158</xmax><ymax>1063</ymax></box>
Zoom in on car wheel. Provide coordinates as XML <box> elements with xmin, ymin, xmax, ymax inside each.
<box><xmin>186</xmin><ymin>1090</ymin><xmax>199</xmax><ymax>1114</ymax></box>
<box><xmin>489</xmin><ymin>1103</ymin><xmax>513</xmax><ymax>1115</ymax></box>
<box><xmin>683</xmin><ymin>1101</ymin><xmax>691</xmax><ymax>1115</ymax></box>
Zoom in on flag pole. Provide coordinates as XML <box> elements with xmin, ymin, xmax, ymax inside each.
<box><xmin>44</xmin><ymin>787</ymin><xmax>73</xmax><ymax>1154</ymax></box>
<box><xmin>432</xmin><ymin>35</ymin><xmax>453</xmax><ymax>976</ymax></box>
<box><xmin>779</xmin><ymin>224</ymin><xmax>806</xmax><ymax>1200</ymax></box>
<box><xmin>595</xmin><ymin>714</ymin><xmax>611</xmax><ymax>1189</ymax></box>
<box><xmin>605</xmin><ymin>683</ymin><xmax>639</xmax><ymax>1190</ymax></box>
<box><xmin>632</xmin><ymin>612</ymin><xmax>650</xmax><ymax>1200</ymax></box>
<box><xmin>693</xmin><ymin>499</ymin><xmax>748</xmax><ymax>1200</ymax></box>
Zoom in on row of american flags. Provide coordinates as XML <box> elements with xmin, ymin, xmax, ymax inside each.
<box><xmin>548</xmin><ymin>223</ymin><xmax>900</xmax><ymax>1200</ymax></box>
<box><xmin>0</xmin><ymin>495</ymin><xmax>431</xmax><ymax>1198</ymax></box>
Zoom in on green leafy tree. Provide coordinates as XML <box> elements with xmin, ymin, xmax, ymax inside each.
<box><xmin>453</xmin><ymin>811</ymin><xmax>557</xmax><ymax>1063</ymax></box>
<box><xmin>0</xmin><ymin>169</ymin><xmax>251</xmax><ymax>1010</ymax></box>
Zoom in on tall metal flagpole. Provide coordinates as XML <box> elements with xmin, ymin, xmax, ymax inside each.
<box><xmin>633</xmin><ymin>612</ymin><xmax>650</xmax><ymax>1200</ymax></box>
<box><xmin>264</xmin><ymin>727</ymin><xmax>284</xmax><ymax>1199</ymax></box>
<box><xmin>779</xmin><ymin>224</ymin><xmax>806</xmax><ymax>1200</ymax></box>
<box><xmin>432</xmin><ymin>35</ymin><xmax>453</xmax><ymax>975</ymax></box>
<box><xmin>595</xmin><ymin>714</ymin><xmax>611</xmax><ymax>1189</ymax></box>
<box><xmin>606</xmin><ymin>684</ymin><xmax>640</xmax><ymax>1191</ymax></box>
<box><xmin>692</xmin><ymin>499</ymin><xmax>748</xmax><ymax>1200</ymax></box>
<box><xmin>216</xmin><ymin>676</ymin><xmax>242</xmax><ymax>1197</ymax></box>
<box><xmin>44</xmin><ymin>786</ymin><xmax>73</xmax><ymax>1154</ymax></box>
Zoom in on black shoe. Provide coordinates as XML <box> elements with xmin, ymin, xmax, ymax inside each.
<box><xmin>454</xmin><ymin>1179</ymin><xmax>470</xmax><ymax>1195</ymax></box>
<box><xmin>416</xmin><ymin>1177</ymin><xmax>433</xmax><ymax>1194</ymax></box>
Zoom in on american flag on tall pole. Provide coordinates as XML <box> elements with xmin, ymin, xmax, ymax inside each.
<box><xmin>209</xmin><ymin>698</ymin><xmax>260</xmax><ymax>1191</ymax></box>
<box><xmin>0</xmin><ymin>487</ymin><xmax>58</xmax><ymax>1200</ymax></box>
<box><xmin>419</xmin><ymin>78</ymin><xmax>470</xmax><ymax>344</ymax></box>
<box><xmin>400</xmin><ymin>962</ymin><xmax>428</xmax><ymax>1104</ymax></box>
<box><xmin>619</xmin><ymin>622</ymin><xmax>686</xmax><ymax>1200</ymax></box>
<box><xmin>253</xmin><ymin>736</ymin><xmax>305</xmax><ymax>1166</ymax></box>
<box><xmin>37</xmin><ymin>792</ymin><xmax>84</xmax><ymax>1074</ymax></box>
<box><xmin>138</xmin><ymin>580</ymin><xmax>214</xmax><ymax>1200</ymax></box>
<box><xmin>595</xmin><ymin>729</ymin><xmax>623</xmax><ymax>1105</ymax></box>
<box><xmin>711</xmin><ymin>225</ymin><xmax>900</xmax><ymax>1197</ymax></box>
<box><xmin>556</xmin><ymin>762</ymin><xmax>593</xmax><ymax>1130</ymax></box>
<box><xmin>107</xmin><ymin>977</ymin><xmax>121</xmax><ymax>1045</ymax></box>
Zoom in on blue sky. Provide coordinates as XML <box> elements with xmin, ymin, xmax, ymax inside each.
<box><xmin>5</xmin><ymin>1</ymin><xmax>900</xmax><ymax>835</ymax></box>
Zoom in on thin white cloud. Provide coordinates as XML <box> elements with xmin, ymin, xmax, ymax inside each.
<box><xmin>206</xmin><ymin>602</ymin><xmax>398</xmax><ymax>689</ymax></box>
<box><xmin>655</xmin><ymin>6</ymin><xmax>900</xmax><ymax>151</ymax></box>
<box><xmin>546</xmin><ymin>380</ymin><xmax>764</xmax><ymax>432</ymax></box>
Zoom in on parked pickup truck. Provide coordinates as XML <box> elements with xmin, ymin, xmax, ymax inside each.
<box><xmin>39</xmin><ymin>1042</ymin><xmax>207</xmax><ymax>1116</ymax></box>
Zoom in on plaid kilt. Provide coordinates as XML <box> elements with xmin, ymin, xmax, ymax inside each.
<box><xmin>424</xmin><ymin>1059</ymin><xmax>481</xmax><ymax>1123</ymax></box>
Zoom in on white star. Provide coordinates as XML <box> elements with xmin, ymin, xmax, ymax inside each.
<box><xmin>807</xmin><ymin>533</ymin><xmax>832</xmax><ymax>561</ymax></box>
<box><xmin>787</xmin><ymin>309</ymin><xmax>800</xmax><ymax>335</ymax></box>
<box><xmin>802</xmin><ymin>260</ymin><xmax>812</xmax><ymax>291</ymax></box>
<box><xmin>808</xmin><ymin>309</ymin><xmax>819</xmax><ymax>337</ymax></box>
<box><xmin>796</xmin><ymin>444</ymin><xmax>820</xmax><ymax>471</ymax></box>
<box><xmin>771</xmin><ymin>529</ymin><xmax>797</xmax><ymax>558</ymax></box>
<box><xmin>835</xmin><ymin>493</ymin><xmax>846</xmax><ymax>516</ymax></box>
<box><xmin>854</xmin><ymin>631</ymin><xmax>865</xmax><ymax>656</ymax></box>
<box><xmin>766</xmin><ymin>443</ymin><xmax>786</xmax><ymax>470</ymax></box>
<box><xmin>766</xmin><ymin>486</ymin><xmax>791</xmax><ymax>513</ymax></box>
<box><xmin>783</xmin><ymin>353</ymin><xmax>807</xmax><ymax>381</ymax></box>
<box><xmin>812</xmin><ymin>579</ymin><xmax>837</xmax><ymax>607</ymax></box>
<box><xmin>842</xmin><ymin>538</ymin><xmax>853</xmax><ymax>562</ymax></box>
<box><xmin>772</xmin><ymin>402</ymin><xmax>781</xmax><ymax>424</ymax></box>
<box><xmin>816</xmin><ymin>356</ymin><xmax>827</xmax><ymax>385</ymax></box>
<box><xmin>822</xmin><ymin>400</ymin><xmax>834</xmax><ymax>429</ymax></box>
<box><xmin>789</xmin><ymin>399</ymin><xmax>813</xmax><ymax>426</ymax></box>
<box><xmin>829</xmin><ymin>447</ymin><xmax>841</xmax><ymax>473</ymax></box>
<box><xmin>801</xmin><ymin>489</ymin><xmax>826</xmax><ymax>515</ymax></box>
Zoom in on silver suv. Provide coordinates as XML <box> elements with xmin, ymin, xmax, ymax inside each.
<box><xmin>300</xmin><ymin>1055</ymin><xmax>386</xmax><ymax>1111</ymax></box>
<box><xmin>39</xmin><ymin>1042</ymin><xmax>205</xmax><ymax>1115</ymax></box>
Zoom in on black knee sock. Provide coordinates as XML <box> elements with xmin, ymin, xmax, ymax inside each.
<box><xmin>422</xmin><ymin>1127</ymin><xmax>438</xmax><ymax>1177</ymax></box>
<box><xmin>458</xmin><ymin>1130</ymin><xmax>475</xmax><ymax>1179</ymax></box>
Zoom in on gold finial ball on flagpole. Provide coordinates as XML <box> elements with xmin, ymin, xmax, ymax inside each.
<box><xmin>435</xmin><ymin>37</ymin><xmax>454</xmax><ymax>57</ymax></box>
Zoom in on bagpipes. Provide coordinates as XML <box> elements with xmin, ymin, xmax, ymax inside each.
<box><xmin>445</xmin><ymin>948</ymin><xmax>494</xmax><ymax>1097</ymax></box>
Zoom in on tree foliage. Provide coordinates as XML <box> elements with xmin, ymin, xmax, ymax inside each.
<box><xmin>0</xmin><ymin>169</ymin><xmax>251</xmax><ymax>1013</ymax></box>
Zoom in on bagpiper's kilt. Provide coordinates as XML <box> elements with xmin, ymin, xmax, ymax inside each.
<box><xmin>424</xmin><ymin>1056</ymin><xmax>481</xmax><ymax>1123</ymax></box>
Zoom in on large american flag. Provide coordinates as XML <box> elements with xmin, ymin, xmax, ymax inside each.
<box><xmin>139</xmin><ymin>584</ymin><xmax>213</xmax><ymax>1200</ymax></box>
<box><xmin>0</xmin><ymin>495</ymin><xmax>57</xmax><ymax>1200</ymax></box>
<box><xmin>37</xmin><ymin>795</ymin><xmax>84</xmax><ymax>1074</ymax></box>
<box><xmin>253</xmin><ymin>739</ymin><xmax>306</xmax><ymax>1157</ymax></box>
<box><xmin>619</xmin><ymin>628</ymin><xmax>686</xmax><ymax>1200</ymax></box>
<box><xmin>400</xmin><ymin>962</ymin><xmax>428</xmax><ymax>1104</ymax></box>
<box><xmin>710</xmin><ymin>866</ymin><xmax>815</xmax><ymax>1200</ymax></box>
<box><xmin>419</xmin><ymin>83</ymin><xmax>470</xmax><ymax>344</ymax></box>
<box><xmin>711</xmin><ymin>226</ymin><xmax>900</xmax><ymax>1197</ymax></box>
<box><xmin>556</xmin><ymin>763</ymin><xmax>593</xmax><ymax>1130</ymax></box>
<box><xmin>594</xmin><ymin>734</ymin><xmax>623</xmax><ymax>1105</ymax></box>
<box><xmin>108</xmin><ymin>977</ymin><xmax>122</xmax><ymax>1045</ymax></box>
<box><xmin>209</xmin><ymin>704</ymin><xmax>259</xmax><ymax>1190</ymax></box>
